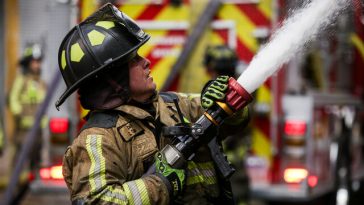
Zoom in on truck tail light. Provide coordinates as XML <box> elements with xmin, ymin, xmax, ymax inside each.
<box><xmin>283</xmin><ymin>120</ymin><xmax>307</xmax><ymax>158</ymax></box>
<box><xmin>284</xmin><ymin>168</ymin><xmax>308</xmax><ymax>183</ymax></box>
<box><xmin>50</xmin><ymin>118</ymin><xmax>70</xmax><ymax>144</ymax></box>
<box><xmin>50</xmin><ymin>118</ymin><xmax>69</xmax><ymax>134</ymax></box>
<box><xmin>284</xmin><ymin>120</ymin><xmax>306</xmax><ymax>136</ymax></box>
<box><xmin>308</xmin><ymin>175</ymin><xmax>318</xmax><ymax>187</ymax></box>
<box><xmin>40</xmin><ymin>165</ymin><xmax>63</xmax><ymax>180</ymax></box>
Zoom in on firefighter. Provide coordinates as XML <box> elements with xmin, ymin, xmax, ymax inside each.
<box><xmin>204</xmin><ymin>45</ymin><xmax>238</xmax><ymax>79</ymax></box>
<box><xmin>8</xmin><ymin>43</ymin><xmax>47</xmax><ymax>204</ymax></box>
<box><xmin>204</xmin><ymin>45</ymin><xmax>251</xmax><ymax>205</ymax></box>
<box><xmin>57</xmin><ymin>3</ymin><xmax>249</xmax><ymax>204</ymax></box>
<box><xmin>9</xmin><ymin>44</ymin><xmax>47</xmax><ymax>164</ymax></box>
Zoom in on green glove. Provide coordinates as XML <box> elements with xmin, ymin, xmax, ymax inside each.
<box><xmin>201</xmin><ymin>75</ymin><xmax>230</xmax><ymax>109</ymax></box>
<box><xmin>155</xmin><ymin>151</ymin><xmax>185</xmax><ymax>197</ymax></box>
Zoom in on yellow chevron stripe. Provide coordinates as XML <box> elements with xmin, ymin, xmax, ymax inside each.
<box><xmin>211</xmin><ymin>32</ymin><xmax>226</xmax><ymax>45</ymax></box>
<box><xmin>119</xmin><ymin>4</ymin><xmax>148</xmax><ymax>19</ymax></box>
<box><xmin>138</xmin><ymin>30</ymin><xmax>169</xmax><ymax>58</ymax></box>
<box><xmin>252</xmin><ymin>128</ymin><xmax>272</xmax><ymax>166</ymax></box>
<box><xmin>256</xmin><ymin>84</ymin><xmax>271</xmax><ymax>103</ymax></box>
<box><xmin>218</xmin><ymin>4</ymin><xmax>258</xmax><ymax>53</ymax></box>
<box><xmin>81</xmin><ymin>0</ymin><xmax>97</xmax><ymax>20</ymax></box>
<box><xmin>154</xmin><ymin>4</ymin><xmax>189</xmax><ymax>21</ymax></box>
<box><xmin>351</xmin><ymin>33</ymin><xmax>364</xmax><ymax>60</ymax></box>
<box><xmin>151</xmin><ymin>46</ymin><xmax>182</xmax><ymax>90</ymax></box>
<box><xmin>258</xmin><ymin>0</ymin><xmax>273</xmax><ymax>20</ymax></box>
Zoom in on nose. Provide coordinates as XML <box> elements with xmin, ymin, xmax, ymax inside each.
<box><xmin>142</xmin><ymin>56</ymin><xmax>151</xmax><ymax>69</ymax></box>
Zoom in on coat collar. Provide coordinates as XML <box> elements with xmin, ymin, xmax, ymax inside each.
<box><xmin>114</xmin><ymin>92</ymin><xmax>180</xmax><ymax>126</ymax></box>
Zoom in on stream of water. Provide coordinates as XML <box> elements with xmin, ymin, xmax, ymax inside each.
<box><xmin>237</xmin><ymin>0</ymin><xmax>350</xmax><ymax>93</ymax></box>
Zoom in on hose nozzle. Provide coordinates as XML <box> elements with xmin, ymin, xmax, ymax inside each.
<box><xmin>226</xmin><ymin>77</ymin><xmax>253</xmax><ymax>111</ymax></box>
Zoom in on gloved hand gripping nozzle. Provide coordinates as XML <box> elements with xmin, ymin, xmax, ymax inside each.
<box><xmin>147</xmin><ymin>77</ymin><xmax>253</xmax><ymax>183</ymax></box>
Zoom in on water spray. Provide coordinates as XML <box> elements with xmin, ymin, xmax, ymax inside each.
<box><xmin>150</xmin><ymin>0</ymin><xmax>350</xmax><ymax>179</ymax></box>
<box><xmin>238</xmin><ymin>0</ymin><xmax>349</xmax><ymax>93</ymax></box>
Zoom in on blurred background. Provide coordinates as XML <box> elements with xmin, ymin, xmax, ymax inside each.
<box><xmin>0</xmin><ymin>0</ymin><xmax>363</xmax><ymax>204</ymax></box>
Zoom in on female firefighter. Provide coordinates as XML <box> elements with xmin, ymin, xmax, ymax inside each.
<box><xmin>57</xmin><ymin>3</ymin><xmax>249</xmax><ymax>204</ymax></box>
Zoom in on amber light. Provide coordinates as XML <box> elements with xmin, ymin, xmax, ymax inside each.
<box><xmin>49</xmin><ymin>118</ymin><xmax>69</xmax><ymax>134</ymax></box>
<box><xmin>284</xmin><ymin>120</ymin><xmax>306</xmax><ymax>136</ymax></box>
<box><xmin>284</xmin><ymin>168</ymin><xmax>308</xmax><ymax>183</ymax></box>
<box><xmin>40</xmin><ymin>165</ymin><xmax>63</xmax><ymax>180</ymax></box>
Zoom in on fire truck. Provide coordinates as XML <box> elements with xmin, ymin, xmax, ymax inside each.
<box><xmin>22</xmin><ymin>0</ymin><xmax>363</xmax><ymax>204</ymax></box>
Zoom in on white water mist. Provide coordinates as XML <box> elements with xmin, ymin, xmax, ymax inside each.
<box><xmin>237</xmin><ymin>0</ymin><xmax>349</xmax><ymax>93</ymax></box>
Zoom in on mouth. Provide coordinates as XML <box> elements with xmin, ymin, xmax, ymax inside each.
<box><xmin>146</xmin><ymin>69</ymin><xmax>153</xmax><ymax>80</ymax></box>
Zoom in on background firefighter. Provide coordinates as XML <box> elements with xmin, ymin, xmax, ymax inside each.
<box><xmin>9</xmin><ymin>44</ymin><xmax>47</xmax><ymax>168</ymax></box>
<box><xmin>8</xmin><ymin>43</ymin><xmax>47</xmax><ymax>204</ymax></box>
<box><xmin>204</xmin><ymin>45</ymin><xmax>251</xmax><ymax>205</ymax></box>
<box><xmin>57</xmin><ymin>3</ymin><xmax>249</xmax><ymax>204</ymax></box>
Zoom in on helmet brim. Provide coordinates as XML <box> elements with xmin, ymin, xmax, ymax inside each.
<box><xmin>55</xmin><ymin>34</ymin><xmax>150</xmax><ymax>109</ymax></box>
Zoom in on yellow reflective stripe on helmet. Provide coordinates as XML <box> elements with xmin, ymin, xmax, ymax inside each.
<box><xmin>88</xmin><ymin>30</ymin><xmax>106</xmax><ymax>46</ymax></box>
<box><xmin>186</xmin><ymin>161</ymin><xmax>217</xmax><ymax>186</ymax></box>
<box><xmin>122</xmin><ymin>179</ymin><xmax>151</xmax><ymax>205</ymax></box>
<box><xmin>86</xmin><ymin>135</ymin><xmax>128</xmax><ymax>204</ymax></box>
<box><xmin>96</xmin><ymin>21</ymin><xmax>115</xmax><ymax>29</ymax></box>
<box><xmin>61</xmin><ymin>50</ymin><xmax>67</xmax><ymax>70</ymax></box>
<box><xmin>70</xmin><ymin>43</ymin><xmax>85</xmax><ymax>62</ymax></box>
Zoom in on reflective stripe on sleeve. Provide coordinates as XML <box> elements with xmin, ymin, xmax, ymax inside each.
<box><xmin>86</xmin><ymin>135</ymin><xmax>128</xmax><ymax>204</ymax></box>
<box><xmin>122</xmin><ymin>179</ymin><xmax>151</xmax><ymax>205</ymax></box>
<box><xmin>186</xmin><ymin>161</ymin><xmax>217</xmax><ymax>186</ymax></box>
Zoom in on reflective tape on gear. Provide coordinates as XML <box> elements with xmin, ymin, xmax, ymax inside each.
<box><xmin>96</xmin><ymin>21</ymin><xmax>115</xmax><ymax>29</ymax></box>
<box><xmin>186</xmin><ymin>161</ymin><xmax>217</xmax><ymax>186</ymax></box>
<box><xmin>123</xmin><ymin>179</ymin><xmax>151</xmax><ymax>205</ymax></box>
<box><xmin>61</xmin><ymin>50</ymin><xmax>67</xmax><ymax>70</ymax></box>
<box><xmin>20</xmin><ymin>116</ymin><xmax>34</xmax><ymax>129</ymax></box>
<box><xmin>88</xmin><ymin>30</ymin><xmax>106</xmax><ymax>46</ymax></box>
<box><xmin>70</xmin><ymin>43</ymin><xmax>85</xmax><ymax>62</ymax></box>
<box><xmin>183</xmin><ymin>117</ymin><xmax>190</xmax><ymax>123</ymax></box>
<box><xmin>86</xmin><ymin>135</ymin><xmax>106</xmax><ymax>194</ymax></box>
<box><xmin>86</xmin><ymin>135</ymin><xmax>128</xmax><ymax>204</ymax></box>
<box><xmin>9</xmin><ymin>76</ymin><xmax>24</xmax><ymax>115</ymax></box>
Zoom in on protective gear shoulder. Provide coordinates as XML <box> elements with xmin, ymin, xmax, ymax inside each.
<box><xmin>80</xmin><ymin>111</ymin><xmax>118</xmax><ymax>132</ymax></box>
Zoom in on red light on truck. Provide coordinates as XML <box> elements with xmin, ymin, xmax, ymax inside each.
<box><xmin>40</xmin><ymin>168</ymin><xmax>51</xmax><ymax>179</ymax></box>
<box><xmin>284</xmin><ymin>168</ymin><xmax>308</xmax><ymax>183</ymax></box>
<box><xmin>308</xmin><ymin>175</ymin><xmax>318</xmax><ymax>187</ymax></box>
<box><xmin>50</xmin><ymin>118</ymin><xmax>69</xmax><ymax>134</ymax></box>
<box><xmin>284</xmin><ymin>120</ymin><xmax>306</xmax><ymax>136</ymax></box>
<box><xmin>39</xmin><ymin>165</ymin><xmax>64</xmax><ymax>180</ymax></box>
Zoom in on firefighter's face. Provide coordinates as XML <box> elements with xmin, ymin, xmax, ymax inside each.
<box><xmin>29</xmin><ymin>59</ymin><xmax>42</xmax><ymax>75</ymax></box>
<box><xmin>128</xmin><ymin>54</ymin><xmax>156</xmax><ymax>102</ymax></box>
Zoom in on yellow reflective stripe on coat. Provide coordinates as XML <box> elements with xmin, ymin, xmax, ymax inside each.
<box><xmin>20</xmin><ymin>116</ymin><xmax>34</xmax><ymax>129</ymax></box>
<box><xmin>186</xmin><ymin>161</ymin><xmax>217</xmax><ymax>186</ymax></box>
<box><xmin>86</xmin><ymin>135</ymin><xmax>128</xmax><ymax>204</ymax></box>
<box><xmin>9</xmin><ymin>75</ymin><xmax>24</xmax><ymax>115</ymax></box>
<box><xmin>122</xmin><ymin>179</ymin><xmax>151</xmax><ymax>205</ymax></box>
